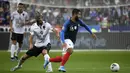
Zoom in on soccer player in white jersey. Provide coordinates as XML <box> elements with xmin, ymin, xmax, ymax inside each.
<box><xmin>10</xmin><ymin>12</ymin><xmax>59</xmax><ymax>72</ymax></box>
<box><xmin>10</xmin><ymin>3</ymin><xmax>29</xmax><ymax>61</ymax></box>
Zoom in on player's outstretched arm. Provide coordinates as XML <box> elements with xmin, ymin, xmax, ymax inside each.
<box><xmin>60</xmin><ymin>20</ymin><xmax>69</xmax><ymax>44</ymax></box>
<box><xmin>60</xmin><ymin>30</ymin><xmax>67</xmax><ymax>48</ymax></box>
<box><xmin>79</xmin><ymin>19</ymin><xmax>97</xmax><ymax>39</ymax></box>
<box><xmin>9</xmin><ymin>20</ymin><xmax>13</xmax><ymax>32</ymax></box>
<box><xmin>24</xmin><ymin>13</ymin><xmax>30</xmax><ymax>25</ymax></box>
<box><xmin>29</xmin><ymin>19</ymin><xmax>36</xmax><ymax>25</ymax></box>
<box><xmin>29</xmin><ymin>26</ymin><xmax>34</xmax><ymax>50</ymax></box>
<box><xmin>29</xmin><ymin>35</ymin><xmax>33</xmax><ymax>50</ymax></box>
<box><xmin>60</xmin><ymin>20</ymin><xmax>69</xmax><ymax>48</ymax></box>
<box><xmin>10</xmin><ymin>12</ymin><xmax>14</xmax><ymax>32</ymax></box>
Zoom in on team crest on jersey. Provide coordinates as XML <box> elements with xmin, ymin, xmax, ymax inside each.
<box><xmin>70</xmin><ymin>26</ymin><xmax>77</xmax><ymax>31</ymax></box>
<box><xmin>74</xmin><ymin>26</ymin><xmax>77</xmax><ymax>30</ymax></box>
<box><xmin>43</xmin><ymin>26</ymin><xmax>45</xmax><ymax>29</ymax></box>
<box><xmin>22</xmin><ymin>13</ymin><xmax>25</xmax><ymax>16</ymax></box>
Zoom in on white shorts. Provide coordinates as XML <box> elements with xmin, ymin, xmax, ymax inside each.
<box><xmin>62</xmin><ymin>39</ymin><xmax>74</xmax><ymax>55</ymax></box>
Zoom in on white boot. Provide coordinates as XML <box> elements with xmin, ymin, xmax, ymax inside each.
<box><xmin>46</xmin><ymin>63</ymin><xmax>53</xmax><ymax>72</ymax></box>
<box><xmin>10</xmin><ymin>65</ymin><xmax>22</xmax><ymax>71</ymax></box>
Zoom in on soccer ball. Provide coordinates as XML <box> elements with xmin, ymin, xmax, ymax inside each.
<box><xmin>110</xmin><ymin>63</ymin><xmax>120</xmax><ymax>72</ymax></box>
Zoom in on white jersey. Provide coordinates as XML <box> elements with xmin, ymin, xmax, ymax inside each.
<box><xmin>30</xmin><ymin>21</ymin><xmax>53</xmax><ymax>47</ymax></box>
<box><xmin>11</xmin><ymin>11</ymin><xmax>29</xmax><ymax>34</ymax></box>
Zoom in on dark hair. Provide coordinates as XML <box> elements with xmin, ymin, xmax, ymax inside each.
<box><xmin>18</xmin><ymin>3</ymin><xmax>24</xmax><ymax>6</ymax></box>
<box><xmin>35</xmin><ymin>11</ymin><xmax>41</xmax><ymax>20</ymax></box>
<box><xmin>72</xmin><ymin>9</ymin><xmax>80</xmax><ymax>15</ymax></box>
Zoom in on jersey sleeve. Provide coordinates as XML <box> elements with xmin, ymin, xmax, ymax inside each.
<box><xmin>60</xmin><ymin>20</ymin><xmax>69</xmax><ymax>43</ymax></box>
<box><xmin>30</xmin><ymin>24</ymin><xmax>35</xmax><ymax>35</ymax></box>
<box><xmin>47</xmin><ymin>22</ymin><xmax>53</xmax><ymax>30</ymax></box>
<box><xmin>11</xmin><ymin>12</ymin><xmax>14</xmax><ymax>20</ymax></box>
<box><xmin>25</xmin><ymin>12</ymin><xmax>29</xmax><ymax>21</ymax></box>
<box><xmin>79</xmin><ymin>19</ymin><xmax>92</xmax><ymax>34</ymax></box>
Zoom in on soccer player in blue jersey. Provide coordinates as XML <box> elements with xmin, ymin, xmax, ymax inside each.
<box><xmin>44</xmin><ymin>9</ymin><xmax>96</xmax><ymax>72</ymax></box>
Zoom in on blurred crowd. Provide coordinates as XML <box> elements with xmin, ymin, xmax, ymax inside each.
<box><xmin>11</xmin><ymin>0</ymin><xmax>130</xmax><ymax>7</ymax></box>
<box><xmin>0</xmin><ymin>0</ymin><xmax>10</xmax><ymax>26</ymax></box>
<box><xmin>23</xmin><ymin>4</ymin><xmax>130</xmax><ymax>27</ymax></box>
<box><xmin>0</xmin><ymin>0</ymin><xmax>130</xmax><ymax>27</ymax></box>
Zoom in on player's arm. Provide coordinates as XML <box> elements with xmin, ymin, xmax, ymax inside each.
<box><xmin>29</xmin><ymin>26</ymin><xmax>34</xmax><ymax>49</ymax></box>
<box><xmin>25</xmin><ymin>13</ymin><xmax>30</xmax><ymax>25</ymax></box>
<box><xmin>60</xmin><ymin>20</ymin><xmax>69</xmax><ymax>45</ymax></box>
<box><xmin>79</xmin><ymin>19</ymin><xmax>96</xmax><ymax>39</ymax></box>
<box><xmin>29</xmin><ymin>34</ymin><xmax>33</xmax><ymax>50</ymax></box>
<box><xmin>47</xmin><ymin>22</ymin><xmax>60</xmax><ymax>40</ymax></box>
<box><xmin>29</xmin><ymin>19</ymin><xmax>36</xmax><ymax>24</ymax></box>
<box><xmin>9</xmin><ymin>20</ymin><xmax>13</xmax><ymax>32</ymax></box>
<box><xmin>10</xmin><ymin>13</ymin><xmax>14</xmax><ymax>32</ymax></box>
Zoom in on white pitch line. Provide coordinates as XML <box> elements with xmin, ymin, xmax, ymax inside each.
<box><xmin>6</xmin><ymin>49</ymin><xmax>130</xmax><ymax>52</ymax></box>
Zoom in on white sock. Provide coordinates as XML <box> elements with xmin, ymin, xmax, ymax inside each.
<box><xmin>15</xmin><ymin>43</ymin><xmax>18</xmax><ymax>56</ymax></box>
<box><xmin>62</xmin><ymin>48</ymin><xmax>66</xmax><ymax>55</ymax></box>
<box><xmin>11</xmin><ymin>44</ymin><xmax>16</xmax><ymax>58</ymax></box>
<box><xmin>17</xmin><ymin>57</ymin><xmax>22</xmax><ymax>67</ymax></box>
<box><xmin>44</xmin><ymin>54</ymin><xmax>50</xmax><ymax>61</ymax></box>
<box><xmin>15</xmin><ymin>47</ymin><xmax>22</xmax><ymax>57</ymax></box>
<box><xmin>44</xmin><ymin>54</ymin><xmax>53</xmax><ymax>71</ymax></box>
<box><xmin>47</xmin><ymin>62</ymin><xmax>53</xmax><ymax>71</ymax></box>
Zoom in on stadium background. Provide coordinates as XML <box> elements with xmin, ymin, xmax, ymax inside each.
<box><xmin>0</xmin><ymin>0</ymin><xmax>130</xmax><ymax>50</ymax></box>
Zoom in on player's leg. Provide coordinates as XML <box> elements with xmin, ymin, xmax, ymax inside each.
<box><xmin>15</xmin><ymin>34</ymin><xmax>24</xmax><ymax>60</ymax></box>
<box><xmin>10</xmin><ymin>53</ymin><xmax>32</xmax><ymax>71</ymax></box>
<box><xmin>10</xmin><ymin>46</ymin><xmax>40</xmax><ymax>71</ymax></box>
<box><xmin>44</xmin><ymin>39</ymin><xmax>74</xmax><ymax>72</ymax></box>
<box><xmin>58</xmin><ymin>39</ymin><xmax>74</xmax><ymax>72</ymax></box>
<box><xmin>44</xmin><ymin>56</ymin><xmax>62</xmax><ymax>71</ymax></box>
<box><xmin>10</xmin><ymin>32</ymin><xmax>17</xmax><ymax>61</ymax></box>
<box><xmin>46</xmin><ymin>43</ymin><xmax>53</xmax><ymax>72</ymax></box>
<box><xmin>42</xmin><ymin>49</ymin><xmax>52</xmax><ymax>69</ymax></box>
<box><xmin>49</xmin><ymin>56</ymin><xmax>62</xmax><ymax>62</ymax></box>
<box><xmin>58</xmin><ymin>48</ymin><xmax>73</xmax><ymax>72</ymax></box>
<box><xmin>46</xmin><ymin>62</ymin><xmax>53</xmax><ymax>72</ymax></box>
<box><xmin>44</xmin><ymin>53</ymin><xmax>62</xmax><ymax>70</ymax></box>
<box><xmin>47</xmin><ymin>43</ymin><xmax>51</xmax><ymax>53</ymax></box>
<box><xmin>42</xmin><ymin>48</ymin><xmax>53</xmax><ymax>72</ymax></box>
<box><xmin>47</xmin><ymin>42</ymin><xmax>62</xmax><ymax>63</ymax></box>
<box><xmin>43</xmin><ymin>49</ymin><xmax>63</xmax><ymax>69</ymax></box>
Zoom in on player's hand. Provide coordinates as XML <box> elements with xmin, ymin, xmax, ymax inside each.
<box><xmin>62</xmin><ymin>43</ymin><xmax>67</xmax><ymax>49</ymax></box>
<box><xmin>91</xmin><ymin>33</ymin><xmax>97</xmax><ymax>40</ymax></box>
<box><xmin>29</xmin><ymin>44</ymin><xmax>33</xmax><ymax>50</ymax></box>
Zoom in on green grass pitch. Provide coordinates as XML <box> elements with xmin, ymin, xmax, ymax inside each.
<box><xmin>0</xmin><ymin>50</ymin><xmax>130</xmax><ymax>73</ymax></box>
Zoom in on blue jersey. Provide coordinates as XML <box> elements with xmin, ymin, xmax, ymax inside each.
<box><xmin>60</xmin><ymin>19</ymin><xmax>92</xmax><ymax>44</ymax></box>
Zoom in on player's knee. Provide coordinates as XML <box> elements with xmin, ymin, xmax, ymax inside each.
<box><xmin>67</xmin><ymin>48</ymin><xmax>73</xmax><ymax>54</ymax></box>
<box><xmin>21</xmin><ymin>57</ymin><xmax>26</xmax><ymax>61</ymax></box>
<box><xmin>47</xmin><ymin>43</ymin><xmax>51</xmax><ymax>53</ymax></box>
<box><xmin>18</xmin><ymin>43</ymin><xmax>22</xmax><ymax>48</ymax></box>
<box><xmin>21</xmin><ymin>54</ymin><xmax>30</xmax><ymax>60</ymax></box>
<box><xmin>42</xmin><ymin>49</ymin><xmax>47</xmax><ymax>55</ymax></box>
<box><xmin>69</xmin><ymin>51</ymin><xmax>73</xmax><ymax>54</ymax></box>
